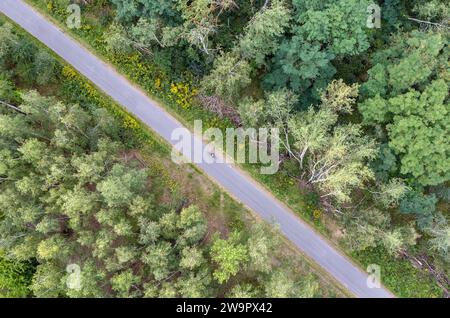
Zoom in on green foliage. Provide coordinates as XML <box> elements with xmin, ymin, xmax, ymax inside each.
<box><xmin>111</xmin><ymin>269</ymin><xmax>140</xmax><ymax>297</ymax></box>
<box><xmin>400</xmin><ymin>191</ymin><xmax>438</xmax><ymax>230</ymax></box>
<box><xmin>387</xmin><ymin>81</ymin><xmax>449</xmax><ymax>186</ymax></box>
<box><xmin>353</xmin><ymin>246</ymin><xmax>442</xmax><ymax>298</ymax></box>
<box><xmin>344</xmin><ymin>206</ymin><xmax>418</xmax><ymax>255</ymax></box>
<box><xmin>238</xmin><ymin>0</ymin><xmax>291</xmax><ymax>66</ymax></box>
<box><xmin>210</xmin><ymin>232</ymin><xmax>248</xmax><ymax>284</ymax></box>
<box><xmin>264</xmin><ymin>270</ymin><xmax>318</xmax><ymax>298</ymax></box>
<box><xmin>33</xmin><ymin>51</ymin><xmax>58</xmax><ymax>85</ymax></box>
<box><xmin>264</xmin><ymin>40</ymin><xmax>335</xmax><ymax>104</ymax></box>
<box><xmin>241</xmin><ymin>82</ymin><xmax>377</xmax><ymax>204</ymax></box>
<box><xmin>360</xmin><ymin>30</ymin><xmax>448</xmax><ymax>99</ymax></box>
<box><xmin>22</xmin><ymin>0</ymin><xmax>450</xmax><ymax>297</ymax></box>
<box><xmin>375</xmin><ymin>178</ymin><xmax>409</xmax><ymax>209</ymax></box>
<box><xmin>264</xmin><ymin>0</ymin><xmax>372</xmax><ymax>104</ymax></box>
<box><xmin>0</xmin><ymin>72</ymin><xmax>215</xmax><ymax>296</ymax></box>
<box><xmin>201</xmin><ymin>52</ymin><xmax>251</xmax><ymax>102</ymax></box>
<box><xmin>428</xmin><ymin>224</ymin><xmax>450</xmax><ymax>263</ymax></box>
<box><xmin>200</xmin><ymin>0</ymin><xmax>292</xmax><ymax>101</ymax></box>
<box><xmin>0</xmin><ymin>22</ymin><xmax>58</xmax><ymax>86</ymax></box>
<box><xmin>360</xmin><ymin>30</ymin><xmax>449</xmax><ymax>187</ymax></box>
<box><xmin>110</xmin><ymin>0</ymin><xmax>180</xmax><ymax>24</ymax></box>
<box><xmin>0</xmin><ymin>16</ymin><xmax>335</xmax><ymax>299</ymax></box>
<box><xmin>97</xmin><ymin>164</ymin><xmax>148</xmax><ymax>207</ymax></box>
<box><xmin>0</xmin><ymin>251</ymin><xmax>34</xmax><ymax>298</ymax></box>
<box><xmin>411</xmin><ymin>0</ymin><xmax>450</xmax><ymax>22</ymax></box>
<box><xmin>0</xmin><ymin>22</ymin><xmax>19</xmax><ymax>64</ymax></box>
<box><xmin>247</xmin><ymin>222</ymin><xmax>278</xmax><ymax>273</ymax></box>
<box><xmin>227</xmin><ymin>283</ymin><xmax>259</xmax><ymax>298</ymax></box>
<box><xmin>0</xmin><ymin>77</ymin><xmax>20</xmax><ymax>104</ymax></box>
<box><xmin>371</xmin><ymin>144</ymin><xmax>398</xmax><ymax>182</ymax></box>
<box><xmin>293</xmin><ymin>0</ymin><xmax>371</xmax><ymax>56</ymax></box>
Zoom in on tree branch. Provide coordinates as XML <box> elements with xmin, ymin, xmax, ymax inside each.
<box><xmin>0</xmin><ymin>100</ymin><xmax>27</xmax><ymax>115</ymax></box>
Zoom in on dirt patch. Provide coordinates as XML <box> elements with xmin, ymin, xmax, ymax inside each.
<box><xmin>137</xmin><ymin>149</ymin><xmax>233</xmax><ymax>241</ymax></box>
<box><xmin>203</xmin><ymin>192</ymin><xmax>230</xmax><ymax>242</ymax></box>
<box><xmin>119</xmin><ymin>150</ymin><xmax>146</xmax><ymax>168</ymax></box>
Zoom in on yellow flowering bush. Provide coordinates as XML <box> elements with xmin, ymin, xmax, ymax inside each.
<box><xmin>313</xmin><ymin>209</ymin><xmax>322</xmax><ymax>220</ymax></box>
<box><xmin>62</xmin><ymin>65</ymin><xmax>78</xmax><ymax>80</ymax></box>
<box><xmin>154</xmin><ymin>78</ymin><xmax>162</xmax><ymax>90</ymax></box>
<box><xmin>169</xmin><ymin>82</ymin><xmax>198</xmax><ymax>110</ymax></box>
<box><xmin>83</xmin><ymin>82</ymin><xmax>98</xmax><ymax>98</ymax></box>
<box><xmin>46</xmin><ymin>1</ymin><xmax>53</xmax><ymax>12</ymax></box>
<box><xmin>45</xmin><ymin>0</ymin><xmax>67</xmax><ymax>17</ymax></box>
<box><xmin>123</xmin><ymin>115</ymin><xmax>139</xmax><ymax>130</ymax></box>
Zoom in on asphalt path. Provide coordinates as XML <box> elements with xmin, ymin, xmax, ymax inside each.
<box><xmin>0</xmin><ymin>0</ymin><xmax>394</xmax><ymax>298</ymax></box>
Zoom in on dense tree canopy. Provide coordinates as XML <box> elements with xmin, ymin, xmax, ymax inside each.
<box><xmin>0</xmin><ymin>19</ymin><xmax>328</xmax><ymax>297</ymax></box>
<box><xmin>240</xmin><ymin>81</ymin><xmax>377</xmax><ymax>204</ymax></box>
<box><xmin>264</xmin><ymin>0</ymin><xmax>371</xmax><ymax>105</ymax></box>
<box><xmin>359</xmin><ymin>31</ymin><xmax>449</xmax><ymax>187</ymax></box>
<box><xmin>0</xmin><ymin>85</ymin><xmax>316</xmax><ymax>297</ymax></box>
<box><xmin>6</xmin><ymin>0</ymin><xmax>450</xmax><ymax>297</ymax></box>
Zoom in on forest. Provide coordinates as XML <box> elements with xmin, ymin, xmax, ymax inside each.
<box><xmin>0</xmin><ymin>17</ymin><xmax>344</xmax><ymax>298</ymax></box>
<box><xmin>1</xmin><ymin>0</ymin><xmax>449</xmax><ymax>298</ymax></box>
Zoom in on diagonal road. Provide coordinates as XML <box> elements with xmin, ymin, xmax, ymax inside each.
<box><xmin>0</xmin><ymin>0</ymin><xmax>394</xmax><ymax>298</ymax></box>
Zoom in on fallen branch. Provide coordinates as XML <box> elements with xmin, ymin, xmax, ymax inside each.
<box><xmin>399</xmin><ymin>250</ymin><xmax>450</xmax><ymax>298</ymax></box>
<box><xmin>406</xmin><ymin>16</ymin><xmax>450</xmax><ymax>29</ymax></box>
<box><xmin>0</xmin><ymin>100</ymin><xmax>26</xmax><ymax>114</ymax></box>
<box><xmin>197</xmin><ymin>95</ymin><xmax>241</xmax><ymax>126</ymax></box>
